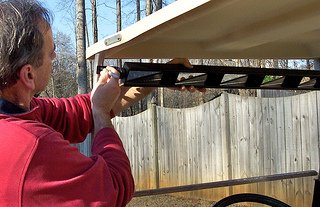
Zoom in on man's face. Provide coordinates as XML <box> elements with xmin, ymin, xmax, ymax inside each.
<box><xmin>33</xmin><ymin>24</ymin><xmax>56</xmax><ymax>94</ymax></box>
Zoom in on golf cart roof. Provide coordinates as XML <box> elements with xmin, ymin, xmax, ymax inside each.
<box><xmin>86</xmin><ymin>0</ymin><xmax>320</xmax><ymax>60</ymax></box>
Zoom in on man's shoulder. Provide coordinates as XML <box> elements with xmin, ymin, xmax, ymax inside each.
<box><xmin>0</xmin><ymin>117</ymin><xmax>55</xmax><ymax>140</ymax></box>
<box><xmin>0</xmin><ymin>118</ymin><xmax>61</xmax><ymax>206</ymax></box>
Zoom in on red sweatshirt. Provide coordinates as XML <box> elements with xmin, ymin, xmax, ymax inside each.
<box><xmin>0</xmin><ymin>94</ymin><xmax>134</xmax><ymax>207</ymax></box>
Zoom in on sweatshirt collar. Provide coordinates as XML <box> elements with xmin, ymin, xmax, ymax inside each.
<box><xmin>0</xmin><ymin>98</ymin><xmax>28</xmax><ymax>115</ymax></box>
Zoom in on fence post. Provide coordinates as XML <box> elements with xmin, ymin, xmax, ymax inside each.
<box><xmin>315</xmin><ymin>59</ymin><xmax>320</xmax><ymax>175</ymax></box>
<box><xmin>149</xmin><ymin>98</ymin><xmax>160</xmax><ymax>189</ymax></box>
<box><xmin>221</xmin><ymin>93</ymin><xmax>233</xmax><ymax>195</ymax></box>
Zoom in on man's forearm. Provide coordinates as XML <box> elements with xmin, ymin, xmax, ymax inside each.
<box><xmin>112</xmin><ymin>86</ymin><xmax>155</xmax><ymax>115</ymax></box>
<box><xmin>92</xmin><ymin>109</ymin><xmax>114</xmax><ymax>138</ymax></box>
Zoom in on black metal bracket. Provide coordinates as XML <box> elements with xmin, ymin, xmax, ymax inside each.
<box><xmin>97</xmin><ymin>62</ymin><xmax>320</xmax><ymax>90</ymax></box>
<box><xmin>312</xmin><ymin>177</ymin><xmax>320</xmax><ymax>207</ymax></box>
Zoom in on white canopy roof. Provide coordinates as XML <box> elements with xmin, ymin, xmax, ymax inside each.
<box><xmin>86</xmin><ymin>0</ymin><xmax>320</xmax><ymax>60</ymax></box>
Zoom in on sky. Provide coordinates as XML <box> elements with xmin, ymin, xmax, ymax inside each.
<box><xmin>42</xmin><ymin>0</ymin><xmax>175</xmax><ymax>46</ymax></box>
<box><xmin>42</xmin><ymin>0</ymin><xmax>119</xmax><ymax>45</ymax></box>
<box><xmin>42</xmin><ymin>1</ymin><xmax>76</xmax><ymax>38</ymax></box>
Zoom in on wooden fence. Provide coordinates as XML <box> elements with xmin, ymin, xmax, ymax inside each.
<box><xmin>112</xmin><ymin>92</ymin><xmax>320</xmax><ymax>206</ymax></box>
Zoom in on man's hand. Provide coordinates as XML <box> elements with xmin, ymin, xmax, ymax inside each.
<box><xmin>91</xmin><ymin>67</ymin><xmax>121</xmax><ymax>134</ymax></box>
<box><xmin>167</xmin><ymin>58</ymin><xmax>206</xmax><ymax>93</ymax></box>
<box><xmin>111</xmin><ymin>58</ymin><xmax>205</xmax><ymax>115</ymax></box>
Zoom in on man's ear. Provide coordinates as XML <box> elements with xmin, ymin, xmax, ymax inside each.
<box><xmin>19</xmin><ymin>64</ymin><xmax>35</xmax><ymax>90</ymax></box>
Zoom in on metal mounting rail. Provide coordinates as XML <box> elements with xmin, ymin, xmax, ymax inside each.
<box><xmin>97</xmin><ymin>62</ymin><xmax>320</xmax><ymax>90</ymax></box>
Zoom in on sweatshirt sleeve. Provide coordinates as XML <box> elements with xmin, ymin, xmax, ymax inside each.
<box><xmin>23</xmin><ymin>127</ymin><xmax>134</xmax><ymax>207</ymax></box>
<box><xmin>31</xmin><ymin>94</ymin><xmax>93</xmax><ymax>143</ymax></box>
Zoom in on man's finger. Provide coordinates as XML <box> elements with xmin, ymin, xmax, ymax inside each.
<box><xmin>106</xmin><ymin>66</ymin><xmax>120</xmax><ymax>79</ymax></box>
<box><xmin>168</xmin><ymin>58</ymin><xmax>193</xmax><ymax>68</ymax></box>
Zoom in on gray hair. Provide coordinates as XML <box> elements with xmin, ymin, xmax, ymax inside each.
<box><xmin>0</xmin><ymin>0</ymin><xmax>52</xmax><ymax>90</ymax></box>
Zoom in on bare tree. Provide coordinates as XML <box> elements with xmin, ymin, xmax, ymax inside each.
<box><xmin>76</xmin><ymin>0</ymin><xmax>88</xmax><ymax>94</ymax></box>
<box><xmin>56</xmin><ymin>0</ymin><xmax>77</xmax><ymax>35</ymax></box>
<box><xmin>154</xmin><ymin>0</ymin><xmax>162</xmax><ymax>11</ymax></box>
<box><xmin>92</xmin><ymin>0</ymin><xmax>98</xmax><ymax>43</ymax></box>
<box><xmin>86</xmin><ymin>0</ymin><xmax>99</xmax><ymax>89</ymax></box>
<box><xmin>116</xmin><ymin>0</ymin><xmax>122</xmax><ymax>67</ymax></box>
<box><xmin>136</xmin><ymin>0</ymin><xmax>141</xmax><ymax>21</ymax></box>
<box><xmin>146</xmin><ymin>0</ymin><xmax>152</xmax><ymax>16</ymax></box>
<box><xmin>43</xmin><ymin>31</ymin><xmax>77</xmax><ymax>98</ymax></box>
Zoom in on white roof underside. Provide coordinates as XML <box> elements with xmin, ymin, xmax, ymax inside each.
<box><xmin>86</xmin><ymin>0</ymin><xmax>320</xmax><ymax>60</ymax></box>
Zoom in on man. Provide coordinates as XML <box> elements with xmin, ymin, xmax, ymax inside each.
<box><xmin>0</xmin><ymin>0</ymin><xmax>198</xmax><ymax>206</ymax></box>
<box><xmin>0</xmin><ymin>0</ymin><xmax>134</xmax><ymax>206</ymax></box>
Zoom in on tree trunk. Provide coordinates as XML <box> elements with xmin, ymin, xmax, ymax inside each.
<box><xmin>315</xmin><ymin>59</ymin><xmax>320</xmax><ymax>70</ymax></box>
<box><xmin>146</xmin><ymin>0</ymin><xmax>155</xmax><ymax>104</ymax></box>
<box><xmin>306</xmin><ymin>59</ymin><xmax>311</xmax><ymax>70</ymax></box>
<box><xmin>88</xmin><ymin>0</ymin><xmax>98</xmax><ymax>89</ymax></box>
<box><xmin>155</xmin><ymin>0</ymin><xmax>162</xmax><ymax>11</ymax></box>
<box><xmin>274</xmin><ymin>59</ymin><xmax>279</xmax><ymax>68</ymax></box>
<box><xmin>146</xmin><ymin>0</ymin><xmax>152</xmax><ymax>16</ymax></box>
<box><xmin>51</xmin><ymin>76</ymin><xmax>55</xmax><ymax>98</ymax></box>
<box><xmin>76</xmin><ymin>0</ymin><xmax>87</xmax><ymax>94</ymax></box>
<box><xmin>116</xmin><ymin>0</ymin><xmax>122</xmax><ymax>67</ymax></box>
<box><xmin>85</xmin><ymin>19</ymin><xmax>93</xmax><ymax>89</ymax></box>
<box><xmin>136</xmin><ymin>0</ymin><xmax>143</xmax><ymax>111</ymax></box>
<box><xmin>136</xmin><ymin>0</ymin><xmax>141</xmax><ymax>21</ymax></box>
<box><xmin>92</xmin><ymin>0</ymin><xmax>98</xmax><ymax>43</ymax></box>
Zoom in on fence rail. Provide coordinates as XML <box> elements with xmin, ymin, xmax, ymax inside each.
<box><xmin>113</xmin><ymin>92</ymin><xmax>320</xmax><ymax>206</ymax></box>
<box><xmin>133</xmin><ymin>170</ymin><xmax>318</xmax><ymax>197</ymax></box>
